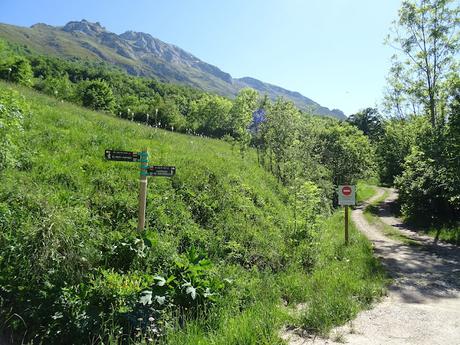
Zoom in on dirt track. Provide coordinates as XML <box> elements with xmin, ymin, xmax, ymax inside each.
<box><xmin>283</xmin><ymin>188</ymin><xmax>460</xmax><ymax>345</ymax></box>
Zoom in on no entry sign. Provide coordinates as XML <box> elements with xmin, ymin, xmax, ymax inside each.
<box><xmin>338</xmin><ymin>185</ymin><xmax>356</xmax><ymax>205</ymax></box>
<box><xmin>342</xmin><ymin>186</ymin><xmax>352</xmax><ymax>196</ymax></box>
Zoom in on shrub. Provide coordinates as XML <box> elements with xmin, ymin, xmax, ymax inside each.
<box><xmin>395</xmin><ymin>148</ymin><xmax>453</xmax><ymax>223</ymax></box>
<box><xmin>34</xmin><ymin>75</ymin><xmax>74</xmax><ymax>101</ymax></box>
<box><xmin>0</xmin><ymin>56</ymin><xmax>33</xmax><ymax>86</ymax></box>
<box><xmin>77</xmin><ymin>79</ymin><xmax>115</xmax><ymax>112</ymax></box>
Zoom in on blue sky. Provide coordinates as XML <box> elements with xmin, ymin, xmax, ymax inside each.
<box><xmin>0</xmin><ymin>0</ymin><xmax>402</xmax><ymax>115</ymax></box>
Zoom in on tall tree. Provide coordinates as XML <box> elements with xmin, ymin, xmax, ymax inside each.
<box><xmin>385</xmin><ymin>0</ymin><xmax>460</xmax><ymax>127</ymax></box>
<box><xmin>347</xmin><ymin>107</ymin><xmax>384</xmax><ymax>141</ymax></box>
<box><xmin>259</xmin><ymin>98</ymin><xmax>301</xmax><ymax>183</ymax></box>
<box><xmin>229</xmin><ymin>88</ymin><xmax>259</xmax><ymax>154</ymax></box>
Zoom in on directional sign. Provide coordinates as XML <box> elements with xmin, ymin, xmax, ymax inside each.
<box><xmin>105</xmin><ymin>150</ymin><xmax>140</xmax><ymax>162</ymax></box>
<box><xmin>338</xmin><ymin>185</ymin><xmax>356</xmax><ymax>205</ymax></box>
<box><xmin>146</xmin><ymin>165</ymin><xmax>176</xmax><ymax>177</ymax></box>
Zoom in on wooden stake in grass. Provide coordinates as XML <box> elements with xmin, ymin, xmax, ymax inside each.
<box><xmin>345</xmin><ymin>205</ymin><xmax>349</xmax><ymax>245</ymax></box>
<box><xmin>138</xmin><ymin>149</ymin><xmax>148</xmax><ymax>232</ymax></box>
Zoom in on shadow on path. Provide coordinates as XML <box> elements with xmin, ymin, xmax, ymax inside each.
<box><xmin>355</xmin><ymin>188</ymin><xmax>460</xmax><ymax>304</ymax></box>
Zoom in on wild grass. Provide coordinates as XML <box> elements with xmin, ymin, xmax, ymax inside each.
<box><xmin>295</xmin><ymin>211</ymin><xmax>387</xmax><ymax>335</ymax></box>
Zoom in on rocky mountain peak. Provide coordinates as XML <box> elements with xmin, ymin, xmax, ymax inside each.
<box><xmin>63</xmin><ymin>19</ymin><xmax>106</xmax><ymax>36</ymax></box>
<box><xmin>120</xmin><ymin>30</ymin><xmax>152</xmax><ymax>41</ymax></box>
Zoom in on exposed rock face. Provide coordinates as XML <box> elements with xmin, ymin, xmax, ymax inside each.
<box><xmin>62</xmin><ymin>19</ymin><xmax>106</xmax><ymax>36</ymax></box>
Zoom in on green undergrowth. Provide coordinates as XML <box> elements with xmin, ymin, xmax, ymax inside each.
<box><xmin>284</xmin><ymin>211</ymin><xmax>387</xmax><ymax>336</ymax></box>
<box><xmin>0</xmin><ymin>83</ymin><xmax>387</xmax><ymax>344</ymax></box>
<box><xmin>423</xmin><ymin>226</ymin><xmax>460</xmax><ymax>245</ymax></box>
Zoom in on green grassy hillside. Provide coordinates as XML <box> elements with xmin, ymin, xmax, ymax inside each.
<box><xmin>0</xmin><ymin>82</ymin><xmax>386</xmax><ymax>344</ymax></box>
<box><xmin>0</xmin><ymin>23</ymin><xmax>140</xmax><ymax>69</ymax></box>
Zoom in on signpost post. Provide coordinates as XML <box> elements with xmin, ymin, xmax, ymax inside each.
<box><xmin>338</xmin><ymin>185</ymin><xmax>356</xmax><ymax>245</ymax></box>
<box><xmin>138</xmin><ymin>149</ymin><xmax>148</xmax><ymax>232</ymax></box>
<box><xmin>105</xmin><ymin>148</ymin><xmax>176</xmax><ymax>232</ymax></box>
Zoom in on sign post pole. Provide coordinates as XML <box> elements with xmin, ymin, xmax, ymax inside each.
<box><xmin>138</xmin><ymin>149</ymin><xmax>148</xmax><ymax>232</ymax></box>
<box><xmin>338</xmin><ymin>185</ymin><xmax>355</xmax><ymax>246</ymax></box>
<box><xmin>345</xmin><ymin>205</ymin><xmax>349</xmax><ymax>245</ymax></box>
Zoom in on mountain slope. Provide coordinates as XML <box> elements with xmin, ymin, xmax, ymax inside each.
<box><xmin>0</xmin><ymin>20</ymin><xmax>345</xmax><ymax>119</ymax></box>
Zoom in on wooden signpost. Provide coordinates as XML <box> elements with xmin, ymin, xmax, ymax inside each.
<box><xmin>338</xmin><ymin>185</ymin><xmax>356</xmax><ymax>245</ymax></box>
<box><xmin>138</xmin><ymin>150</ymin><xmax>149</xmax><ymax>232</ymax></box>
<box><xmin>105</xmin><ymin>148</ymin><xmax>176</xmax><ymax>231</ymax></box>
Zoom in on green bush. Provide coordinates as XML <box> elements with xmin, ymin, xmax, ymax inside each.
<box><xmin>0</xmin><ymin>56</ymin><xmax>33</xmax><ymax>86</ymax></box>
<box><xmin>396</xmin><ymin>148</ymin><xmax>454</xmax><ymax>224</ymax></box>
<box><xmin>34</xmin><ymin>75</ymin><xmax>75</xmax><ymax>101</ymax></box>
<box><xmin>77</xmin><ymin>79</ymin><xmax>115</xmax><ymax>112</ymax></box>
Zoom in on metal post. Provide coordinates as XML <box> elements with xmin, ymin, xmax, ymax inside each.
<box><xmin>345</xmin><ymin>205</ymin><xmax>349</xmax><ymax>245</ymax></box>
<box><xmin>138</xmin><ymin>149</ymin><xmax>148</xmax><ymax>231</ymax></box>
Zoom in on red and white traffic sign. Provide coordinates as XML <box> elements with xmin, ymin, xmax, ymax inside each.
<box><xmin>342</xmin><ymin>186</ymin><xmax>352</xmax><ymax>196</ymax></box>
<box><xmin>338</xmin><ymin>185</ymin><xmax>356</xmax><ymax>205</ymax></box>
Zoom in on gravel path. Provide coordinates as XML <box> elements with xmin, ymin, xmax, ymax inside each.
<box><xmin>283</xmin><ymin>188</ymin><xmax>460</xmax><ymax>345</ymax></box>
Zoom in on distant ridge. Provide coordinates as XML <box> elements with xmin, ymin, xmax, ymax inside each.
<box><xmin>0</xmin><ymin>20</ymin><xmax>346</xmax><ymax>119</ymax></box>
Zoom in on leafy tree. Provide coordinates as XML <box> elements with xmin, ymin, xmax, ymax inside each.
<box><xmin>116</xmin><ymin>94</ymin><xmax>142</xmax><ymax>120</ymax></box>
<box><xmin>229</xmin><ymin>88</ymin><xmax>259</xmax><ymax>153</ymax></box>
<box><xmin>385</xmin><ymin>0</ymin><xmax>460</xmax><ymax>126</ymax></box>
<box><xmin>376</xmin><ymin>117</ymin><xmax>427</xmax><ymax>184</ymax></box>
<box><xmin>347</xmin><ymin>107</ymin><xmax>384</xmax><ymax>141</ymax></box>
<box><xmin>156</xmin><ymin>97</ymin><xmax>186</xmax><ymax>131</ymax></box>
<box><xmin>395</xmin><ymin>148</ymin><xmax>453</xmax><ymax>223</ymax></box>
<box><xmin>445</xmin><ymin>79</ymin><xmax>460</xmax><ymax>212</ymax></box>
<box><xmin>291</xmin><ymin>181</ymin><xmax>324</xmax><ymax>240</ymax></box>
<box><xmin>259</xmin><ymin>98</ymin><xmax>301</xmax><ymax>183</ymax></box>
<box><xmin>188</xmin><ymin>94</ymin><xmax>232</xmax><ymax>137</ymax></box>
<box><xmin>77</xmin><ymin>79</ymin><xmax>115</xmax><ymax>112</ymax></box>
<box><xmin>392</xmin><ymin>78</ymin><xmax>460</xmax><ymax>223</ymax></box>
<box><xmin>319</xmin><ymin>122</ymin><xmax>376</xmax><ymax>186</ymax></box>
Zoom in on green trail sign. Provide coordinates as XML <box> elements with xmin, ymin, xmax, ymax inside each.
<box><xmin>104</xmin><ymin>149</ymin><xmax>176</xmax><ymax>232</ymax></box>
<box><xmin>146</xmin><ymin>165</ymin><xmax>176</xmax><ymax>177</ymax></box>
<box><xmin>105</xmin><ymin>149</ymin><xmax>140</xmax><ymax>162</ymax></box>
